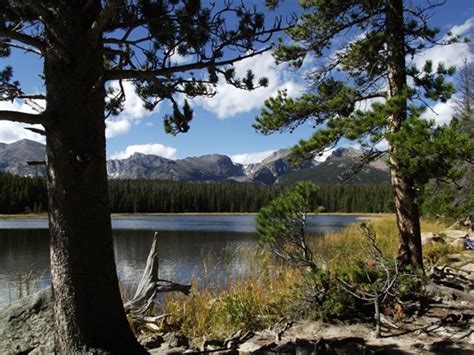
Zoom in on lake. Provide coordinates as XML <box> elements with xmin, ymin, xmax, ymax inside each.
<box><xmin>0</xmin><ymin>214</ymin><xmax>362</xmax><ymax>306</ymax></box>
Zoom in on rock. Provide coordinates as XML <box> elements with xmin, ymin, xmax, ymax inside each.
<box><xmin>422</xmin><ymin>232</ymin><xmax>445</xmax><ymax>245</ymax></box>
<box><xmin>139</xmin><ymin>334</ymin><xmax>165</xmax><ymax>349</ymax></box>
<box><xmin>425</xmin><ymin>282</ymin><xmax>463</xmax><ymax>302</ymax></box>
<box><xmin>0</xmin><ymin>139</ymin><xmax>46</xmax><ymax>177</ymax></box>
<box><xmin>461</xmin><ymin>263</ymin><xmax>474</xmax><ymax>273</ymax></box>
<box><xmin>446</xmin><ymin>254</ymin><xmax>463</xmax><ymax>262</ymax></box>
<box><xmin>316</xmin><ymin>337</ymin><xmax>367</xmax><ymax>354</ymax></box>
<box><xmin>212</xmin><ymin>350</ymin><xmax>238</xmax><ymax>354</ymax></box>
<box><xmin>148</xmin><ymin>346</ymin><xmax>188</xmax><ymax>354</ymax></box>
<box><xmin>202</xmin><ymin>338</ymin><xmax>224</xmax><ymax>351</ymax></box>
<box><xmin>163</xmin><ymin>331</ymin><xmax>189</xmax><ymax>348</ymax></box>
<box><xmin>238</xmin><ymin>334</ymin><xmax>276</xmax><ymax>353</ymax></box>
<box><xmin>28</xmin><ymin>345</ymin><xmax>53</xmax><ymax>355</ymax></box>
<box><xmin>0</xmin><ymin>288</ymin><xmax>53</xmax><ymax>354</ymax></box>
<box><xmin>107</xmin><ymin>153</ymin><xmax>246</xmax><ymax>181</ymax></box>
<box><xmin>450</xmin><ymin>238</ymin><xmax>467</xmax><ymax>248</ymax></box>
<box><xmin>272</xmin><ymin>341</ymin><xmax>297</xmax><ymax>353</ymax></box>
<box><xmin>443</xmin><ymin>230</ymin><xmax>469</xmax><ymax>241</ymax></box>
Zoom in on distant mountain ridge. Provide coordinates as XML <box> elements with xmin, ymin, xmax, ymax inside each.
<box><xmin>0</xmin><ymin>140</ymin><xmax>46</xmax><ymax>176</ymax></box>
<box><xmin>107</xmin><ymin>153</ymin><xmax>245</xmax><ymax>181</ymax></box>
<box><xmin>0</xmin><ymin>139</ymin><xmax>390</xmax><ymax>185</ymax></box>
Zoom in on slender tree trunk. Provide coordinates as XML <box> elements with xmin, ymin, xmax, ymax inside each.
<box><xmin>386</xmin><ymin>0</ymin><xmax>423</xmax><ymax>271</ymax></box>
<box><xmin>43</xmin><ymin>2</ymin><xmax>145</xmax><ymax>353</ymax></box>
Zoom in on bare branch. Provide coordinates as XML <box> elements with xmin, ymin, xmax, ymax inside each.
<box><xmin>0</xmin><ymin>110</ymin><xmax>47</xmax><ymax>125</ymax></box>
<box><xmin>17</xmin><ymin>94</ymin><xmax>46</xmax><ymax>100</ymax></box>
<box><xmin>90</xmin><ymin>0</ymin><xmax>122</xmax><ymax>44</ymax></box>
<box><xmin>0</xmin><ymin>29</ymin><xmax>45</xmax><ymax>52</ymax></box>
<box><xmin>105</xmin><ymin>47</ymin><xmax>271</xmax><ymax>81</ymax></box>
<box><xmin>25</xmin><ymin>127</ymin><xmax>46</xmax><ymax>136</ymax></box>
<box><xmin>103</xmin><ymin>35</ymin><xmax>154</xmax><ymax>46</ymax></box>
<box><xmin>27</xmin><ymin>160</ymin><xmax>46</xmax><ymax>166</ymax></box>
<box><xmin>1</xmin><ymin>41</ymin><xmax>42</xmax><ymax>55</ymax></box>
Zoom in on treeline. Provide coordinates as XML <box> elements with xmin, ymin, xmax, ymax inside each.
<box><xmin>317</xmin><ymin>184</ymin><xmax>394</xmax><ymax>213</ymax></box>
<box><xmin>109</xmin><ymin>179</ymin><xmax>283</xmax><ymax>213</ymax></box>
<box><xmin>0</xmin><ymin>172</ymin><xmax>394</xmax><ymax>214</ymax></box>
<box><xmin>0</xmin><ymin>172</ymin><xmax>47</xmax><ymax>214</ymax></box>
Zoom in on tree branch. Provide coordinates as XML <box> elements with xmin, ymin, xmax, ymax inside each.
<box><xmin>1</xmin><ymin>41</ymin><xmax>42</xmax><ymax>55</ymax></box>
<box><xmin>0</xmin><ymin>110</ymin><xmax>47</xmax><ymax>125</ymax></box>
<box><xmin>90</xmin><ymin>0</ymin><xmax>122</xmax><ymax>44</ymax></box>
<box><xmin>25</xmin><ymin>0</ymin><xmax>54</xmax><ymax>23</ymax></box>
<box><xmin>0</xmin><ymin>29</ymin><xmax>45</xmax><ymax>52</ymax></box>
<box><xmin>17</xmin><ymin>94</ymin><xmax>46</xmax><ymax>100</ymax></box>
<box><xmin>25</xmin><ymin>127</ymin><xmax>46</xmax><ymax>136</ymax></box>
<box><xmin>105</xmin><ymin>47</ymin><xmax>271</xmax><ymax>81</ymax></box>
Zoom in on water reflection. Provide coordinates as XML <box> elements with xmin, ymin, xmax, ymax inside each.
<box><xmin>0</xmin><ymin>214</ymin><xmax>361</xmax><ymax>306</ymax></box>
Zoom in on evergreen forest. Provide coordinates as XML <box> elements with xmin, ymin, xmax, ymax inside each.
<box><xmin>0</xmin><ymin>172</ymin><xmax>394</xmax><ymax>214</ymax></box>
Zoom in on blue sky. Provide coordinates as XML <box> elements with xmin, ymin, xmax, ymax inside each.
<box><xmin>1</xmin><ymin>1</ymin><xmax>473</xmax><ymax>165</ymax></box>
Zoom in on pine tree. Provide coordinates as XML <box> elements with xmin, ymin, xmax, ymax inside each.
<box><xmin>254</xmin><ymin>0</ymin><xmax>473</xmax><ymax>271</ymax></box>
<box><xmin>421</xmin><ymin>34</ymin><xmax>474</xmax><ymax>221</ymax></box>
<box><xmin>0</xmin><ymin>1</ymin><xmax>285</xmax><ymax>352</ymax></box>
<box><xmin>256</xmin><ymin>181</ymin><xmax>319</xmax><ymax>271</ymax></box>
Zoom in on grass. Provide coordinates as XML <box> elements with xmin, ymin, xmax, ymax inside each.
<box><xmin>157</xmin><ymin>217</ymin><xmax>452</xmax><ymax>343</ymax></box>
<box><xmin>161</xmin><ymin>248</ymin><xmax>300</xmax><ymax>341</ymax></box>
<box><xmin>0</xmin><ymin>212</ymin><xmax>397</xmax><ymax>219</ymax></box>
<box><xmin>7</xmin><ymin>271</ymin><xmax>45</xmax><ymax>303</ymax></box>
<box><xmin>0</xmin><ymin>213</ymin><xmax>48</xmax><ymax>219</ymax></box>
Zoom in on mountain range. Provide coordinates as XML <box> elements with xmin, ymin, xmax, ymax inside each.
<box><xmin>0</xmin><ymin>139</ymin><xmax>390</xmax><ymax>185</ymax></box>
<box><xmin>0</xmin><ymin>139</ymin><xmax>47</xmax><ymax>177</ymax></box>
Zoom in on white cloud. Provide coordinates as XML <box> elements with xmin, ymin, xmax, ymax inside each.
<box><xmin>105</xmin><ymin>81</ymin><xmax>158</xmax><ymax>138</ymax></box>
<box><xmin>170</xmin><ymin>52</ymin><xmax>192</xmax><ymax>65</ymax></box>
<box><xmin>355</xmin><ymin>96</ymin><xmax>386</xmax><ymax>111</ymax></box>
<box><xmin>422</xmin><ymin>96</ymin><xmax>456</xmax><ymax>126</ymax></box>
<box><xmin>374</xmin><ymin>139</ymin><xmax>389</xmax><ymax>152</ymax></box>
<box><xmin>412</xmin><ymin>42</ymin><xmax>471</xmax><ymax>69</ymax></box>
<box><xmin>230</xmin><ymin>149</ymin><xmax>276</xmax><ymax>166</ymax></box>
<box><xmin>105</xmin><ymin>119</ymin><xmax>132</xmax><ymax>139</ymax></box>
<box><xmin>110</xmin><ymin>143</ymin><xmax>177</xmax><ymax>160</ymax></box>
<box><xmin>412</xmin><ymin>18</ymin><xmax>473</xmax><ymax>69</ymax></box>
<box><xmin>450</xmin><ymin>17</ymin><xmax>473</xmax><ymax>38</ymax></box>
<box><xmin>0</xmin><ymin>100</ymin><xmax>45</xmax><ymax>144</ymax></box>
<box><xmin>193</xmin><ymin>51</ymin><xmax>304</xmax><ymax>118</ymax></box>
<box><xmin>118</xmin><ymin>81</ymin><xmax>151</xmax><ymax>120</ymax></box>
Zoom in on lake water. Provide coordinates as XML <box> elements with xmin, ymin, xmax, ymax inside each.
<box><xmin>0</xmin><ymin>214</ymin><xmax>361</xmax><ymax>306</ymax></box>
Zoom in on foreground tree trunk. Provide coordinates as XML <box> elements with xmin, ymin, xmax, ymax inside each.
<box><xmin>386</xmin><ymin>0</ymin><xmax>423</xmax><ymax>271</ymax></box>
<box><xmin>43</xmin><ymin>3</ymin><xmax>144</xmax><ymax>353</ymax></box>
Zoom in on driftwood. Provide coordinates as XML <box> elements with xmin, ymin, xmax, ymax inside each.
<box><xmin>124</xmin><ymin>232</ymin><xmax>191</xmax><ymax>318</ymax></box>
<box><xmin>428</xmin><ymin>265</ymin><xmax>474</xmax><ymax>292</ymax></box>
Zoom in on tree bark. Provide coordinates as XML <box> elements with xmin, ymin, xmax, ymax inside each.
<box><xmin>386</xmin><ymin>0</ymin><xmax>423</xmax><ymax>271</ymax></box>
<box><xmin>42</xmin><ymin>2</ymin><xmax>145</xmax><ymax>353</ymax></box>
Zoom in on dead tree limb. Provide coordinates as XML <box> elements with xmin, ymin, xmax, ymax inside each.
<box><xmin>124</xmin><ymin>232</ymin><xmax>191</xmax><ymax>319</ymax></box>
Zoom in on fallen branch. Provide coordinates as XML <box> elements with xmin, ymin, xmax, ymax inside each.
<box><xmin>428</xmin><ymin>265</ymin><xmax>474</xmax><ymax>292</ymax></box>
<box><xmin>124</xmin><ymin>232</ymin><xmax>191</xmax><ymax>318</ymax></box>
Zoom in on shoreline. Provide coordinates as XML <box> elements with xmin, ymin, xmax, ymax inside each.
<box><xmin>0</xmin><ymin>212</ymin><xmax>395</xmax><ymax>219</ymax></box>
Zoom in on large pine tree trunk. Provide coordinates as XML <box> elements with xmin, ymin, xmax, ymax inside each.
<box><xmin>42</xmin><ymin>2</ymin><xmax>145</xmax><ymax>353</ymax></box>
<box><xmin>386</xmin><ymin>0</ymin><xmax>424</xmax><ymax>270</ymax></box>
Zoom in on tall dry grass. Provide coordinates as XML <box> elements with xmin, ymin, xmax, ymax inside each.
<box><xmin>160</xmin><ymin>217</ymin><xmax>450</xmax><ymax>342</ymax></box>
<box><xmin>162</xmin><ymin>249</ymin><xmax>300</xmax><ymax>341</ymax></box>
